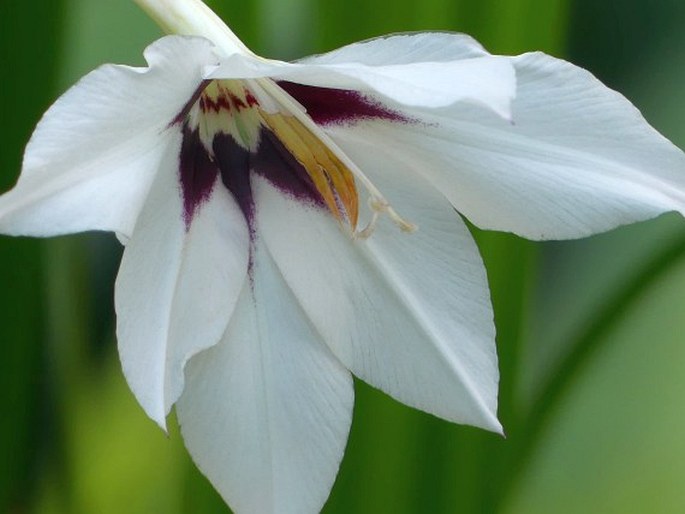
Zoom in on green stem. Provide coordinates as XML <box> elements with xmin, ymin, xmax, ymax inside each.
<box><xmin>132</xmin><ymin>0</ymin><xmax>252</xmax><ymax>55</ymax></box>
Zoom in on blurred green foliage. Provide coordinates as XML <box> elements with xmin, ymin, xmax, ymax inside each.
<box><xmin>0</xmin><ymin>2</ymin><xmax>63</xmax><ymax>512</ymax></box>
<box><xmin>0</xmin><ymin>0</ymin><xmax>684</xmax><ymax>513</ymax></box>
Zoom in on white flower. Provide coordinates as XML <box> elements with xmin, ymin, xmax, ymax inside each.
<box><xmin>1</xmin><ymin>0</ymin><xmax>684</xmax><ymax>512</ymax></box>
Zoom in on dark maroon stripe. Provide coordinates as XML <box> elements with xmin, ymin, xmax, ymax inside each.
<box><xmin>211</xmin><ymin>132</ymin><xmax>256</xmax><ymax>278</ymax></box>
<box><xmin>181</xmin><ymin>119</ymin><xmax>327</xmax><ymax>243</ymax></box>
<box><xmin>277</xmin><ymin>81</ymin><xmax>406</xmax><ymax>126</ymax></box>
<box><xmin>201</xmin><ymin>94</ymin><xmax>232</xmax><ymax>114</ymax></box>
<box><xmin>211</xmin><ymin>128</ymin><xmax>325</xmax><ymax>280</ymax></box>
<box><xmin>252</xmin><ymin>128</ymin><xmax>324</xmax><ymax>208</ymax></box>
<box><xmin>172</xmin><ymin>80</ymin><xmax>210</xmax><ymax>126</ymax></box>
<box><xmin>179</xmin><ymin>124</ymin><xmax>219</xmax><ymax>229</ymax></box>
<box><xmin>210</xmin><ymin>127</ymin><xmax>325</xmax><ymax>236</ymax></box>
<box><xmin>213</xmin><ymin>133</ymin><xmax>254</xmax><ymax>228</ymax></box>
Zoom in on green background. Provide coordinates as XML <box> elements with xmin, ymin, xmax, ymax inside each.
<box><xmin>1</xmin><ymin>0</ymin><xmax>685</xmax><ymax>512</ymax></box>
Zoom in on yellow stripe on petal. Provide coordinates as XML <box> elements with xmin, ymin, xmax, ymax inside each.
<box><xmin>260</xmin><ymin>111</ymin><xmax>359</xmax><ymax>228</ymax></box>
<box><xmin>183</xmin><ymin>78</ymin><xmax>362</xmax><ymax>230</ymax></box>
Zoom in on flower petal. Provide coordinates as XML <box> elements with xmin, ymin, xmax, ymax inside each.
<box><xmin>327</xmin><ymin>52</ymin><xmax>685</xmax><ymax>240</ymax></box>
<box><xmin>297</xmin><ymin>32</ymin><xmax>490</xmax><ymax>64</ymax></box>
<box><xmin>254</xmin><ymin>169</ymin><xmax>500</xmax><ymax>432</ymax></box>
<box><xmin>177</xmin><ymin>245</ymin><xmax>354</xmax><ymax>514</ymax></box>
<box><xmin>210</xmin><ymin>34</ymin><xmax>515</xmax><ymax>117</ymax></box>
<box><xmin>0</xmin><ymin>36</ymin><xmax>218</xmax><ymax>239</ymax></box>
<box><xmin>115</xmin><ymin>133</ymin><xmax>249</xmax><ymax>428</ymax></box>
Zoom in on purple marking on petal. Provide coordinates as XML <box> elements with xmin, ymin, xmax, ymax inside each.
<box><xmin>277</xmin><ymin>81</ymin><xmax>407</xmax><ymax>126</ymax></box>
<box><xmin>179</xmin><ymin>124</ymin><xmax>219</xmax><ymax>229</ymax></box>
<box><xmin>213</xmin><ymin>133</ymin><xmax>254</xmax><ymax>230</ymax></box>
<box><xmin>252</xmin><ymin>128</ymin><xmax>324</xmax><ymax>208</ymax></box>
<box><xmin>172</xmin><ymin>80</ymin><xmax>210</xmax><ymax>126</ymax></box>
<box><xmin>210</xmin><ymin>128</ymin><xmax>329</xmax><ymax>280</ymax></box>
<box><xmin>212</xmin><ymin>133</ymin><xmax>257</xmax><ymax>278</ymax></box>
<box><xmin>211</xmin><ymin>127</ymin><xmax>324</xmax><ymax>241</ymax></box>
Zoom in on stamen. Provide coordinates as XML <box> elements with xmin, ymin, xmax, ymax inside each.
<box><xmin>259</xmin><ymin>110</ymin><xmax>359</xmax><ymax>227</ymax></box>
<box><xmin>259</xmin><ymin>78</ymin><xmax>417</xmax><ymax>238</ymax></box>
<box><xmin>355</xmin><ymin>197</ymin><xmax>418</xmax><ymax>240</ymax></box>
<box><xmin>183</xmin><ymin>77</ymin><xmax>416</xmax><ymax>239</ymax></box>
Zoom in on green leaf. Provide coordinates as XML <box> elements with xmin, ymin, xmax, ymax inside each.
<box><xmin>0</xmin><ymin>0</ymin><xmax>64</xmax><ymax>511</ymax></box>
<box><xmin>502</xmin><ymin>241</ymin><xmax>685</xmax><ymax>514</ymax></box>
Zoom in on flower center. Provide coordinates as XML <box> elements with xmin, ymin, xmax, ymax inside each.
<box><xmin>181</xmin><ymin>79</ymin><xmax>359</xmax><ymax>230</ymax></box>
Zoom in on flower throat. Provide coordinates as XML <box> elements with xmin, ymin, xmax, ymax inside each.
<box><xmin>177</xmin><ymin>79</ymin><xmax>359</xmax><ymax>232</ymax></box>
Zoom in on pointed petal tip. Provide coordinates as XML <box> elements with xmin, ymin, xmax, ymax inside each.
<box><xmin>154</xmin><ymin>413</ymin><xmax>170</xmax><ymax>434</ymax></box>
<box><xmin>126</xmin><ymin>385</ymin><xmax>170</xmax><ymax>432</ymax></box>
<box><xmin>144</xmin><ymin>398</ymin><xmax>170</xmax><ymax>433</ymax></box>
<box><xmin>492</xmin><ymin>103</ymin><xmax>514</xmax><ymax>124</ymax></box>
<box><xmin>468</xmin><ymin>404</ymin><xmax>503</xmax><ymax>435</ymax></box>
<box><xmin>488</xmin><ymin>416</ymin><xmax>505</xmax><ymax>437</ymax></box>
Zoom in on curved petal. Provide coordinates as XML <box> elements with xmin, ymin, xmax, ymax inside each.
<box><xmin>115</xmin><ymin>133</ymin><xmax>249</xmax><ymax>428</ymax></box>
<box><xmin>254</xmin><ymin>169</ymin><xmax>501</xmax><ymax>432</ymax></box>
<box><xmin>0</xmin><ymin>36</ymin><xmax>218</xmax><ymax>239</ymax></box>
<box><xmin>326</xmin><ymin>52</ymin><xmax>685</xmax><ymax>241</ymax></box>
<box><xmin>177</xmin><ymin>245</ymin><xmax>354</xmax><ymax>514</ymax></box>
<box><xmin>210</xmin><ymin>40</ymin><xmax>515</xmax><ymax>117</ymax></box>
<box><xmin>297</xmin><ymin>31</ymin><xmax>490</xmax><ymax>64</ymax></box>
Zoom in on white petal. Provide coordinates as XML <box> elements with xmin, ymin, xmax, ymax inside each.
<box><xmin>211</xmin><ymin>41</ymin><xmax>515</xmax><ymax>117</ymax></box>
<box><xmin>254</xmin><ymin>171</ymin><xmax>501</xmax><ymax>432</ymax></box>
<box><xmin>0</xmin><ymin>36</ymin><xmax>218</xmax><ymax>239</ymax></box>
<box><xmin>177</xmin><ymin>245</ymin><xmax>354</xmax><ymax>514</ymax></box>
<box><xmin>297</xmin><ymin>32</ymin><xmax>490</xmax><ymax>64</ymax></box>
<box><xmin>115</xmin><ymin>134</ymin><xmax>249</xmax><ymax>428</ymax></box>
<box><xmin>329</xmin><ymin>52</ymin><xmax>685</xmax><ymax>241</ymax></box>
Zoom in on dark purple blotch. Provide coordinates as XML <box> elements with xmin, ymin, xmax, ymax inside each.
<box><xmin>177</xmin><ymin>81</ymin><xmax>395</xmax><ymax>232</ymax></box>
<box><xmin>212</xmin><ymin>133</ymin><xmax>253</xmax><ymax>224</ymax></box>
<box><xmin>252</xmin><ymin>129</ymin><xmax>323</xmax><ymax>206</ymax></box>
<box><xmin>179</xmin><ymin>124</ymin><xmax>324</xmax><ymax>236</ymax></box>
<box><xmin>179</xmin><ymin>124</ymin><xmax>219</xmax><ymax>229</ymax></box>
<box><xmin>277</xmin><ymin>81</ymin><xmax>407</xmax><ymax>126</ymax></box>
